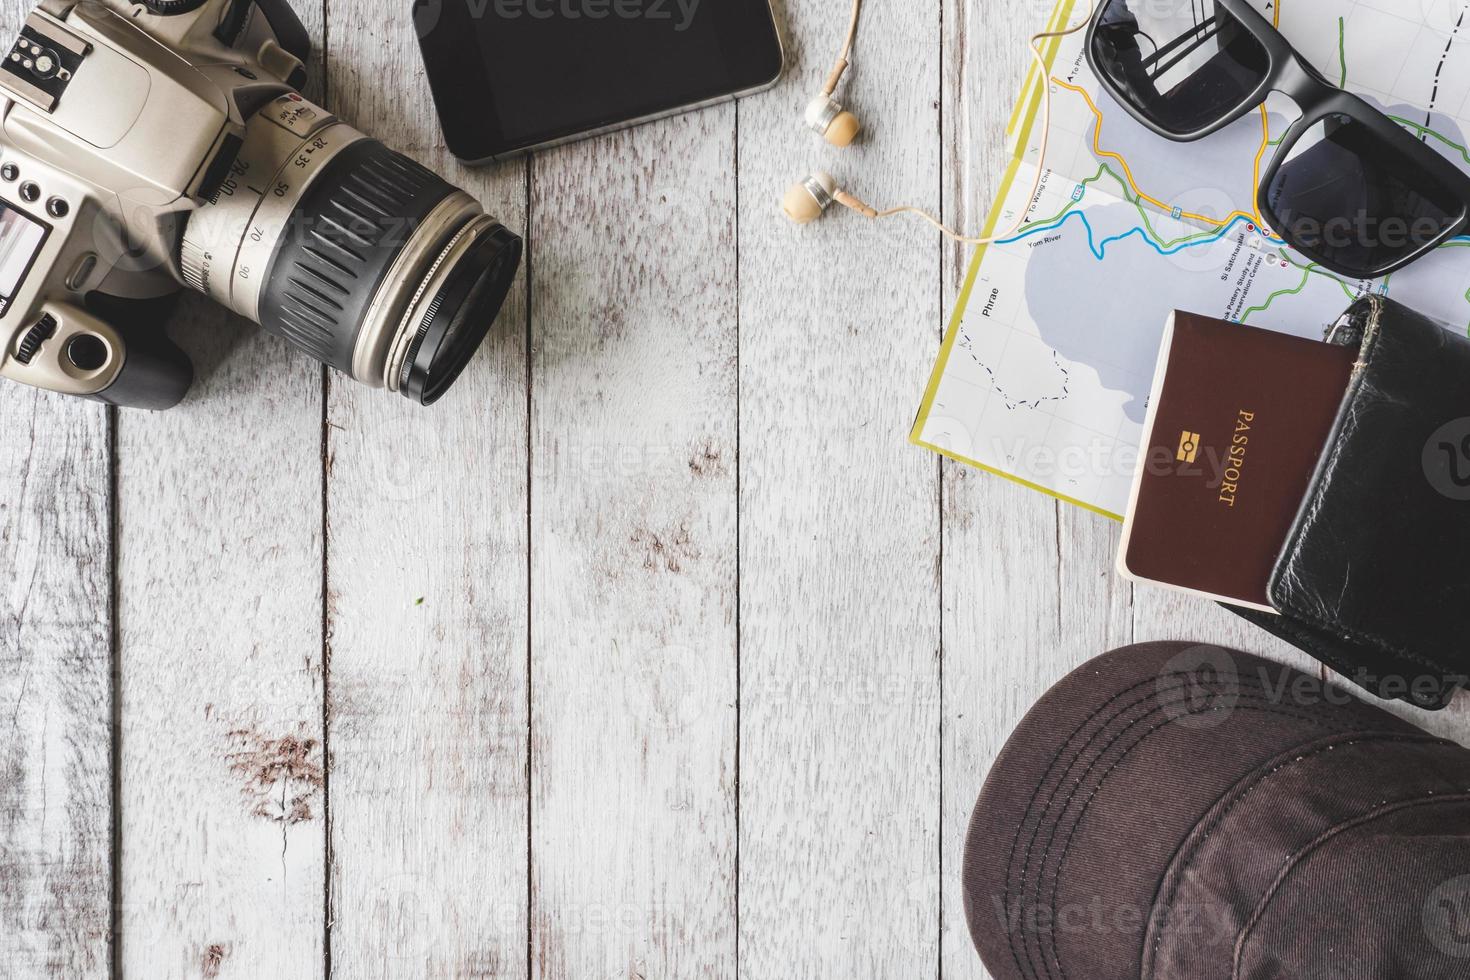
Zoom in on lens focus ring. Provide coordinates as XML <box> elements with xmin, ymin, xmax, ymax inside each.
<box><xmin>257</xmin><ymin>139</ymin><xmax>457</xmax><ymax>373</ymax></box>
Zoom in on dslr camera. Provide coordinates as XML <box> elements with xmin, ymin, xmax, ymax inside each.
<box><xmin>0</xmin><ymin>0</ymin><xmax>522</xmax><ymax>409</ymax></box>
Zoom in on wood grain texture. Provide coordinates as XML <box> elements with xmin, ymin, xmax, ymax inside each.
<box><xmin>737</xmin><ymin>1</ymin><xmax>943</xmax><ymax>975</ymax></box>
<box><xmin>937</xmin><ymin>5</ymin><xmax>1135</xmax><ymax>975</ymax></box>
<box><xmin>320</xmin><ymin>3</ymin><xmax>532</xmax><ymax>975</ymax></box>
<box><xmin>113</xmin><ymin>4</ymin><xmax>329</xmax><ymax>972</ymax></box>
<box><xmin>527</xmin><ymin>108</ymin><xmax>739</xmax><ymax>979</ymax></box>
<box><xmin>114</xmin><ymin>304</ymin><xmax>326</xmax><ymax>978</ymax></box>
<box><xmin>0</xmin><ymin>385</ymin><xmax>112</xmax><ymax>979</ymax></box>
<box><xmin>113</xmin><ymin>290</ymin><xmax>326</xmax><ymax>979</ymax></box>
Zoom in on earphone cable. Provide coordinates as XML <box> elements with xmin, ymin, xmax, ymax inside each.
<box><xmin>825</xmin><ymin>0</ymin><xmax>865</xmax><ymax>95</ymax></box>
<box><xmin>840</xmin><ymin>0</ymin><xmax>862</xmax><ymax>64</ymax></box>
<box><xmin>866</xmin><ymin>0</ymin><xmax>1097</xmax><ymax>246</ymax></box>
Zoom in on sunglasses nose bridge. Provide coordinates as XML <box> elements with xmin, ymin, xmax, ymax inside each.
<box><xmin>1273</xmin><ymin>54</ymin><xmax>1338</xmax><ymax>116</ymax></box>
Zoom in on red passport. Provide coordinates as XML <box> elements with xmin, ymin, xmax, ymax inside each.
<box><xmin>1117</xmin><ymin>311</ymin><xmax>1358</xmax><ymax>612</ymax></box>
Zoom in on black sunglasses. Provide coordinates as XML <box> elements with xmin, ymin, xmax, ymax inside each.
<box><xmin>1085</xmin><ymin>0</ymin><xmax>1470</xmax><ymax>278</ymax></box>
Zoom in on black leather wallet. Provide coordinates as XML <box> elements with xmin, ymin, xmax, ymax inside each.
<box><xmin>1227</xmin><ymin>295</ymin><xmax>1470</xmax><ymax>710</ymax></box>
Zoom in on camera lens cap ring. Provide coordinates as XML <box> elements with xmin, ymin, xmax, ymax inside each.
<box><xmin>398</xmin><ymin>223</ymin><xmax>521</xmax><ymax>405</ymax></box>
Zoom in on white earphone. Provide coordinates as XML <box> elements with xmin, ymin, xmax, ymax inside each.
<box><xmin>784</xmin><ymin>0</ymin><xmax>1097</xmax><ymax>245</ymax></box>
<box><xmin>802</xmin><ymin>0</ymin><xmax>865</xmax><ymax>147</ymax></box>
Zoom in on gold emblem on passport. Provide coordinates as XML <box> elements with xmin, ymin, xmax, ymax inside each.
<box><xmin>1177</xmin><ymin>431</ymin><xmax>1201</xmax><ymax>464</ymax></box>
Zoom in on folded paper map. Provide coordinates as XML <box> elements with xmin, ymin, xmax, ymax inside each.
<box><xmin>912</xmin><ymin>0</ymin><xmax>1470</xmax><ymax>518</ymax></box>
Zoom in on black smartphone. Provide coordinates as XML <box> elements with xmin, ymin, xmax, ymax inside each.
<box><xmin>413</xmin><ymin>0</ymin><xmax>785</xmax><ymax>163</ymax></box>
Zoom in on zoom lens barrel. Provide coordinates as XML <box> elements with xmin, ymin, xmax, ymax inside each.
<box><xmin>180</xmin><ymin>94</ymin><xmax>521</xmax><ymax>403</ymax></box>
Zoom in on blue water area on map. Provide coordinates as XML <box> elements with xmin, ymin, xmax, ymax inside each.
<box><xmin>1011</xmin><ymin>90</ymin><xmax>1470</xmax><ymax>425</ymax></box>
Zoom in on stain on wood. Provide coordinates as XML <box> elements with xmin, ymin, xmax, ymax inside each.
<box><xmin>201</xmin><ymin>942</ymin><xmax>229</xmax><ymax>978</ymax></box>
<box><xmin>629</xmin><ymin>524</ymin><xmax>699</xmax><ymax>574</ymax></box>
<box><xmin>687</xmin><ymin>440</ymin><xmax>725</xmax><ymax>478</ymax></box>
<box><xmin>226</xmin><ymin>727</ymin><xmax>324</xmax><ymax>825</ymax></box>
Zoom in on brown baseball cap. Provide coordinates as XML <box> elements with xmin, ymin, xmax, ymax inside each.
<box><xmin>963</xmin><ymin>642</ymin><xmax>1470</xmax><ymax>980</ymax></box>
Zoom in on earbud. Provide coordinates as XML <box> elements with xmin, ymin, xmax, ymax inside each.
<box><xmin>783</xmin><ymin>1</ymin><xmax>1099</xmax><ymax>246</ymax></box>
<box><xmin>782</xmin><ymin>171</ymin><xmax>978</xmax><ymax>243</ymax></box>
<box><xmin>783</xmin><ymin>172</ymin><xmax>884</xmax><ymax>227</ymax></box>
<box><xmin>783</xmin><ymin>171</ymin><xmax>837</xmax><ymax>224</ymax></box>
<box><xmin>806</xmin><ymin>0</ymin><xmax>866</xmax><ymax>147</ymax></box>
<box><xmin>805</xmin><ymin>95</ymin><xmax>862</xmax><ymax>148</ymax></box>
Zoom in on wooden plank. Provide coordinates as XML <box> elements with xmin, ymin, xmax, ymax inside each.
<box><xmin>113</xmin><ymin>4</ymin><xmax>329</xmax><ymax>973</ymax></box>
<box><xmin>113</xmin><ymin>293</ymin><xmax>326</xmax><ymax>978</ymax></box>
<box><xmin>527</xmin><ymin>111</ymin><xmax>739</xmax><ymax>977</ymax></box>
<box><xmin>936</xmin><ymin>2</ymin><xmax>1137</xmax><ymax>973</ymax></box>
<box><xmin>736</xmin><ymin>0</ymin><xmax>943</xmax><ymax>973</ymax></box>
<box><xmin>319</xmin><ymin>6</ymin><xmax>531</xmax><ymax>977</ymax></box>
<box><xmin>0</xmin><ymin>383</ymin><xmax>112</xmax><ymax>978</ymax></box>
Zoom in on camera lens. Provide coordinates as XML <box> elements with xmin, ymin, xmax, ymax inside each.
<box><xmin>392</xmin><ymin>220</ymin><xmax>521</xmax><ymax>404</ymax></box>
<box><xmin>179</xmin><ymin>96</ymin><xmax>522</xmax><ymax>404</ymax></box>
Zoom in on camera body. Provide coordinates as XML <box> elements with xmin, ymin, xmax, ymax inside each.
<box><xmin>0</xmin><ymin>0</ymin><xmax>521</xmax><ymax>409</ymax></box>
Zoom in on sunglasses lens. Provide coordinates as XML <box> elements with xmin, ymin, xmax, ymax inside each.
<box><xmin>1091</xmin><ymin>0</ymin><xmax>1270</xmax><ymax>136</ymax></box>
<box><xmin>1266</xmin><ymin>114</ymin><xmax>1464</xmax><ymax>276</ymax></box>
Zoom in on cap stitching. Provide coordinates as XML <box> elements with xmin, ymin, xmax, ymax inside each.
<box><xmin>1005</xmin><ymin>672</ymin><xmax>1351</xmax><ymax>980</ymax></box>
<box><xmin>1004</xmin><ymin>671</ymin><xmax>1347</xmax><ymax>980</ymax></box>
<box><xmin>1144</xmin><ymin>733</ymin><xmax>1456</xmax><ymax>980</ymax></box>
<box><xmin>1040</xmin><ymin>701</ymin><xmax>1336</xmax><ymax>980</ymax></box>
<box><xmin>1002</xmin><ymin>674</ymin><xmax>1235</xmax><ymax>980</ymax></box>
<box><xmin>1230</xmin><ymin>792</ymin><xmax>1470</xmax><ymax>980</ymax></box>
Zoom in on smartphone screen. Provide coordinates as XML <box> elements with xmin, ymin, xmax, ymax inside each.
<box><xmin>414</xmin><ymin>0</ymin><xmax>784</xmax><ymax>162</ymax></box>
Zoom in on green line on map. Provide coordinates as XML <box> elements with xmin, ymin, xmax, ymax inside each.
<box><xmin>1340</xmin><ymin>19</ymin><xmax>1470</xmax><ymax>172</ymax></box>
<box><xmin>1026</xmin><ymin>164</ymin><xmax>1109</xmax><ymax>227</ymax></box>
<box><xmin>1276</xmin><ymin>249</ymin><xmax>1361</xmax><ymax>302</ymax></box>
<box><xmin>1241</xmin><ymin>260</ymin><xmax>1316</xmax><ymax>321</ymax></box>
<box><xmin>1078</xmin><ymin>163</ymin><xmax>1235</xmax><ymax>248</ymax></box>
<box><xmin>1111</xmin><ymin>168</ymin><xmax>1249</xmax><ymax>248</ymax></box>
<box><xmin>1387</xmin><ymin>116</ymin><xmax>1470</xmax><ymax>164</ymax></box>
<box><xmin>1001</xmin><ymin>11</ymin><xmax>1470</xmax><ymax>329</ymax></box>
<box><xmin>1025</xmin><ymin>163</ymin><xmax>1234</xmax><ymax>252</ymax></box>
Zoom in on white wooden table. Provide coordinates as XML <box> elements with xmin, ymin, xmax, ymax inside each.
<box><xmin>4</xmin><ymin>1</ymin><xmax>1467</xmax><ymax>977</ymax></box>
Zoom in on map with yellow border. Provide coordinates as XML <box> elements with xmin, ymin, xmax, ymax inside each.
<box><xmin>912</xmin><ymin>0</ymin><xmax>1470</xmax><ymax>518</ymax></box>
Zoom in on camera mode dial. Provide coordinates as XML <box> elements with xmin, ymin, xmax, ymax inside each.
<box><xmin>136</xmin><ymin>0</ymin><xmax>210</xmax><ymax>15</ymax></box>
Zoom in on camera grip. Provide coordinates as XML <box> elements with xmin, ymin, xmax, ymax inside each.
<box><xmin>85</xmin><ymin>293</ymin><xmax>194</xmax><ymax>410</ymax></box>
